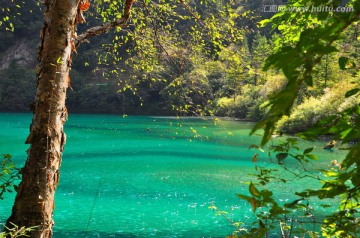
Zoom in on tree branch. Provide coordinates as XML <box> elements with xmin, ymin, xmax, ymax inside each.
<box><xmin>75</xmin><ymin>0</ymin><xmax>205</xmax><ymax>46</ymax></box>
<box><xmin>178</xmin><ymin>0</ymin><xmax>204</xmax><ymax>26</ymax></box>
<box><xmin>75</xmin><ymin>0</ymin><xmax>135</xmax><ymax>46</ymax></box>
<box><xmin>75</xmin><ymin>19</ymin><xmax>129</xmax><ymax>46</ymax></box>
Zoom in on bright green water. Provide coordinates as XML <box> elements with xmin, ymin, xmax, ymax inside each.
<box><xmin>0</xmin><ymin>113</ymin><xmax>346</xmax><ymax>237</ymax></box>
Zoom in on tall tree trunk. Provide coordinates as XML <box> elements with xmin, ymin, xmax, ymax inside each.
<box><xmin>6</xmin><ymin>0</ymin><xmax>79</xmax><ymax>237</ymax></box>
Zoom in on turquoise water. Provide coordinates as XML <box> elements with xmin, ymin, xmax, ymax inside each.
<box><xmin>0</xmin><ymin>113</ymin><xmax>346</xmax><ymax>237</ymax></box>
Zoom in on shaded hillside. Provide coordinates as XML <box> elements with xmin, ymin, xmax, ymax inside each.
<box><xmin>0</xmin><ymin>0</ymin><xmax>284</xmax><ymax>115</ymax></box>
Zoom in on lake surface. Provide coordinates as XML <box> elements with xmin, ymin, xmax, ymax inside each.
<box><xmin>0</xmin><ymin>113</ymin><xmax>346</xmax><ymax>237</ymax></box>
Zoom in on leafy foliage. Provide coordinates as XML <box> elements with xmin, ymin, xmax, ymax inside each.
<box><xmin>92</xmin><ymin>0</ymin><xmax>254</xmax><ymax>116</ymax></box>
<box><xmin>0</xmin><ymin>0</ymin><xmax>41</xmax><ymax>33</ymax></box>
<box><xmin>277</xmin><ymin>79</ymin><xmax>360</xmax><ymax>133</ymax></box>
<box><xmin>0</xmin><ymin>223</ymin><xmax>35</xmax><ymax>238</ymax></box>
<box><xmin>215</xmin><ymin>85</ymin><xmax>265</xmax><ymax>120</ymax></box>
<box><xmin>235</xmin><ymin>0</ymin><xmax>360</xmax><ymax>237</ymax></box>
<box><xmin>226</xmin><ymin>137</ymin><xmax>358</xmax><ymax>237</ymax></box>
<box><xmin>0</xmin><ymin>154</ymin><xmax>33</xmax><ymax>237</ymax></box>
<box><xmin>0</xmin><ymin>154</ymin><xmax>20</xmax><ymax>200</ymax></box>
<box><xmin>252</xmin><ymin>0</ymin><xmax>360</xmax><ymax>146</ymax></box>
<box><xmin>0</xmin><ymin>0</ymin><xmax>19</xmax><ymax>32</ymax></box>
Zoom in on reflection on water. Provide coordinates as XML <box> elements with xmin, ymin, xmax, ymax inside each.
<box><xmin>0</xmin><ymin>114</ymin><xmax>347</xmax><ymax>237</ymax></box>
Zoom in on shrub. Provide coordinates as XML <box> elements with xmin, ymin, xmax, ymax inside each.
<box><xmin>277</xmin><ymin>80</ymin><xmax>360</xmax><ymax>133</ymax></box>
<box><xmin>214</xmin><ymin>85</ymin><xmax>265</xmax><ymax>120</ymax></box>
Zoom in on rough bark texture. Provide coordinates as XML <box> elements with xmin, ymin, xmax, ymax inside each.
<box><xmin>5</xmin><ymin>0</ymin><xmax>135</xmax><ymax>237</ymax></box>
<box><xmin>6</xmin><ymin>0</ymin><xmax>79</xmax><ymax>237</ymax></box>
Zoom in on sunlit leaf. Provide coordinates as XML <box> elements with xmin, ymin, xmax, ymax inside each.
<box><xmin>305</xmin><ymin>154</ymin><xmax>318</xmax><ymax>160</ymax></box>
<box><xmin>322</xmin><ymin>170</ymin><xmax>339</xmax><ymax>177</ymax></box>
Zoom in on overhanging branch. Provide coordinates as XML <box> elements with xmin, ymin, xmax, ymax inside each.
<box><xmin>75</xmin><ymin>0</ymin><xmax>135</xmax><ymax>46</ymax></box>
<box><xmin>75</xmin><ymin>19</ymin><xmax>129</xmax><ymax>46</ymax></box>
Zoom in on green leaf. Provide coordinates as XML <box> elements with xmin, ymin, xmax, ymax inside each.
<box><xmin>258</xmin><ymin>19</ymin><xmax>271</xmax><ymax>27</ymax></box>
<box><xmin>56</xmin><ymin>57</ymin><xmax>63</xmax><ymax>64</ymax></box>
<box><xmin>303</xmin><ymin>147</ymin><xmax>313</xmax><ymax>155</ymax></box>
<box><xmin>351</xmin><ymin>173</ymin><xmax>360</xmax><ymax>186</ymax></box>
<box><xmin>342</xmin><ymin>143</ymin><xmax>360</xmax><ymax>170</ymax></box>
<box><xmin>322</xmin><ymin>170</ymin><xmax>339</xmax><ymax>177</ymax></box>
<box><xmin>345</xmin><ymin>88</ymin><xmax>360</xmax><ymax>98</ymax></box>
<box><xmin>338</xmin><ymin>56</ymin><xmax>349</xmax><ymax>70</ymax></box>
<box><xmin>295</xmin><ymin>191</ymin><xmax>309</xmax><ymax>198</ymax></box>
<box><xmin>305</xmin><ymin>154</ymin><xmax>318</xmax><ymax>160</ymax></box>
<box><xmin>237</xmin><ymin>194</ymin><xmax>252</xmax><ymax>203</ymax></box>
<box><xmin>3</xmin><ymin>154</ymin><xmax>11</xmax><ymax>159</ymax></box>
<box><xmin>249</xmin><ymin>182</ymin><xmax>261</xmax><ymax>198</ymax></box>
<box><xmin>317</xmin><ymin>12</ymin><xmax>329</xmax><ymax>20</ymax></box>
<box><xmin>259</xmin><ymin>189</ymin><xmax>273</xmax><ymax>198</ymax></box>
<box><xmin>276</xmin><ymin>153</ymin><xmax>288</xmax><ymax>164</ymax></box>
<box><xmin>304</xmin><ymin>75</ymin><xmax>313</xmax><ymax>86</ymax></box>
<box><xmin>284</xmin><ymin>198</ymin><xmax>303</xmax><ymax>208</ymax></box>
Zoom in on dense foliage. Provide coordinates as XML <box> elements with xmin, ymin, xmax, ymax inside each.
<box><xmin>234</xmin><ymin>0</ymin><xmax>360</xmax><ymax>237</ymax></box>
<box><xmin>0</xmin><ymin>154</ymin><xmax>33</xmax><ymax>237</ymax></box>
<box><xmin>0</xmin><ymin>154</ymin><xmax>19</xmax><ymax>200</ymax></box>
<box><xmin>0</xmin><ymin>0</ymin><xmax>287</xmax><ymax>118</ymax></box>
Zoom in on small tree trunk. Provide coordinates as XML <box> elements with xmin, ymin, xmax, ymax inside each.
<box><xmin>6</xmin><ymin>0</ymin><xmax>79</xmax><ymax>237</ymax></box>
<box><xmin>324</xmin><ymin>54</ymin><xmax>329</xmax><ymax>87</ymax></box>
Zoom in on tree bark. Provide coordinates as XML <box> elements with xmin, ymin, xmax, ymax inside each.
<box><xmin>6</xmin><ymin>0</ymin><xmax>79</xmax><ymax>237</ymax></box>
<box><xmin>5</xmin><ymin>0</ymin><xmax>135</xmax><ymax>237</ymax></box>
